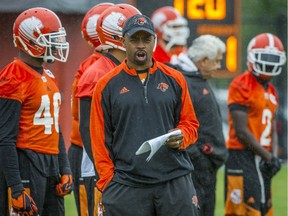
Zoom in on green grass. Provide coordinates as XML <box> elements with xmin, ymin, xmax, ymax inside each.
<box><xmin>65</xmin><ymin>164</ymin><xmax>288</xmax><ymax>216</ymax></box>
<box><xmin>64</xmin><ymin>192</ymin><xmax>77</xmax><ymax>216</ymax></box>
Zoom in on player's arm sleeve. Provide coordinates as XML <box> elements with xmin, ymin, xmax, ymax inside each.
<box><xmin>0</xmin><ymin>98</ymin><xmax>24</xmax><ymax>196</ymax></box>
<box><xmin>79</xmin><ymin>97</ymin><xmax>95</xmax><ymax>164</ymax></box>
<box><xmin>176</xmin><ymin>76</ymin><xmax>199</xmax><ymax>149</ymax></box>
<box><xmin>90</xmin><ymin>83</ymin><xmax>114</xmax><ymax>192</ymax></box>
<box><xmin>58</xmin><ymin>129</ymin><xmax>72</xmax><ymax>175</ymax></box>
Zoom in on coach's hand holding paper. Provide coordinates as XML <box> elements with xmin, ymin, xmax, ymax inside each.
<box><xmin>136</xmin><ymin>129</ymin><xmax>182</xmax><ymax>162</ymax></box>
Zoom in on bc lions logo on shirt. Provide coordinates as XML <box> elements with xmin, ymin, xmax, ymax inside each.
<box><xmin>157</xmin><ymin>82</ymin><xmax>169</xmax><ymax>92</ymax></box>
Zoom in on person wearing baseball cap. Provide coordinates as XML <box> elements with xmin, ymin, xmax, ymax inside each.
<box><xmin>122</xmin><ymin>14</ymin><xmax>156</xmax><ymax>37</ymax></box>
<box><xmin>122</xmin><ymin>14</ymin><xmax>158</xmax><ymax>70</ymax></box>
<box><xmin>90</xmin><ymin>13</ymin><xmax>200</xmax><ymax>216</ymax></box>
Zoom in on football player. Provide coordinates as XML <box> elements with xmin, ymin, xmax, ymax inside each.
<box><xmin>0</xmin><ymin>7</ymin><xmax>72</xmax><ymax>216</ymax></box>
<box><xmin>225</xmin><ymin>33</ymin><xmax>286</xmax><ymax>215</ymax></box>
<box><xmin>67</xmin><ymin>3</ymin><xmax>114</xmax><ymax>216</ymax></box>
<box><xmin>75</xmin><ymin>3</ymin><xmax>141</xmax><ymax>216</ymax></box>
<box><xmin>151</xmin><ymin>6</ymin><xmax>190</xmax><ymax>63</ymax></box>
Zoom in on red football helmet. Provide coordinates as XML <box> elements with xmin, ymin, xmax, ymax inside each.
<box><xmin>13</xmin><ymin>7</ymin><xmax>69</xmax><ymax>63</ymax></box>
<box><xmin>96</xmin><ymin>4</ymin><xmax>141</xmax><ymax>51</ymax></box>
<box><xmin>151</xmin><ymin>6</ymin><xmax>190</xmax><ymax>51</ymax></box>
<box><xmin>247</xmin><ymin>33</ymin><xmax>286</xmax><ymax>78</ymax></box>
<box><xmin>81</xmin><ymin>3</ymin><xmax>114</xmax><ymax>49</ymax></box>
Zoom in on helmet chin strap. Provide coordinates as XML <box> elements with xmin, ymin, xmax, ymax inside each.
<box><xmin>43</xmin><ymin>47</ymin><xmax>55</xmax><ymax>63</ymax></box>
<box><xmin>164</xmin><ymin>37</ymin><xmax>187</xmax><ymax>53</ymax></box>
<box><xmin>253</xmin><ymin>72</ymin><xmax>271</xmax><ymax>86</ymax></box>
<box><xmin>164</xmin><ymin>40</ymin><xmax>174</xmax><ymax>52</ymax></box>
<box><xmin>43</xmin><ymin>55</ymin><xmax>55</xmax><ymax>63</ymax></box>
<box><xmin>153</xmin><ymin>36</ymin><xmax>157</xmax><ymax>52</ymax></box>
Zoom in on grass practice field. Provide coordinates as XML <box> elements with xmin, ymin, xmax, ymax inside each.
<box><xmin>64</xmin><ymin>164</ymin><xmax>287</xmax><ymax>216</ymax></box>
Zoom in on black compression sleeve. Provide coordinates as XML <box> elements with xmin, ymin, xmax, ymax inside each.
<box><xmin>0</xmin><ymin>98</ymin><xmax>24</xmax><ymax>196</ymax></box>
<box><xmin>228</xmin><ymin>103</ymin><xmax>248</xmax><ymax>112</ymax></box>
<box><xmin>79</xmin><ymin>97</ymin><xmax>95</xmax><ymax>164</ymax></box>
<box><xmin>58</xmin><ymin>129</ymin><xmax>72</xmax><ymax>175</ymax></box>
<box><xmin>1</xmin><ymin>146</ymin><xmax>24</xmax><ymax>197</ymax></box>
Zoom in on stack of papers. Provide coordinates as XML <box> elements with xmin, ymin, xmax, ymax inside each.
<box><xmin>135</xmin><ymin>130</ymin><xmax>182</xmax><ymax>162</ymax></box>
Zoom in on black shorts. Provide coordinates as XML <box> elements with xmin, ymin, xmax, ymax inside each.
<box><xmin>225</xmin><ymin>149</ymin><xmax>273</xmax><ymax>215</ymax></box>
<box><xmin>0</xmin><ymin>150</ymin><xmax>64</xmax><ymax>216</ymax></box>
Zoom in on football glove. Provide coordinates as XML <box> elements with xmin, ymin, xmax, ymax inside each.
<box><xmin>56</xmin><ymin>174</ymin><xmax>73</xmax><ymax>197</ymax></box>
<box><xmin>11</xmin><ymin>191</ymin><xmax>39</xmax><ymax>216</ymax></box>
<box><xmin>259</xmin><ymin>157</ymin><xmax>281</xmax><ymax>179</ymax></box>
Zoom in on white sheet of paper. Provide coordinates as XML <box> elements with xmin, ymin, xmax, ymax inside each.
<box><xmin>135</xmin><ymin>129</ymin><xmax>182</xmax><ymax>162</ymax></box>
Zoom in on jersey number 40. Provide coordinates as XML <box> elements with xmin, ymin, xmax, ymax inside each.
<box><xmin>33</xmin><ymin>93</ymin><xmax>61</xmax><ymax>134</ymax></box>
